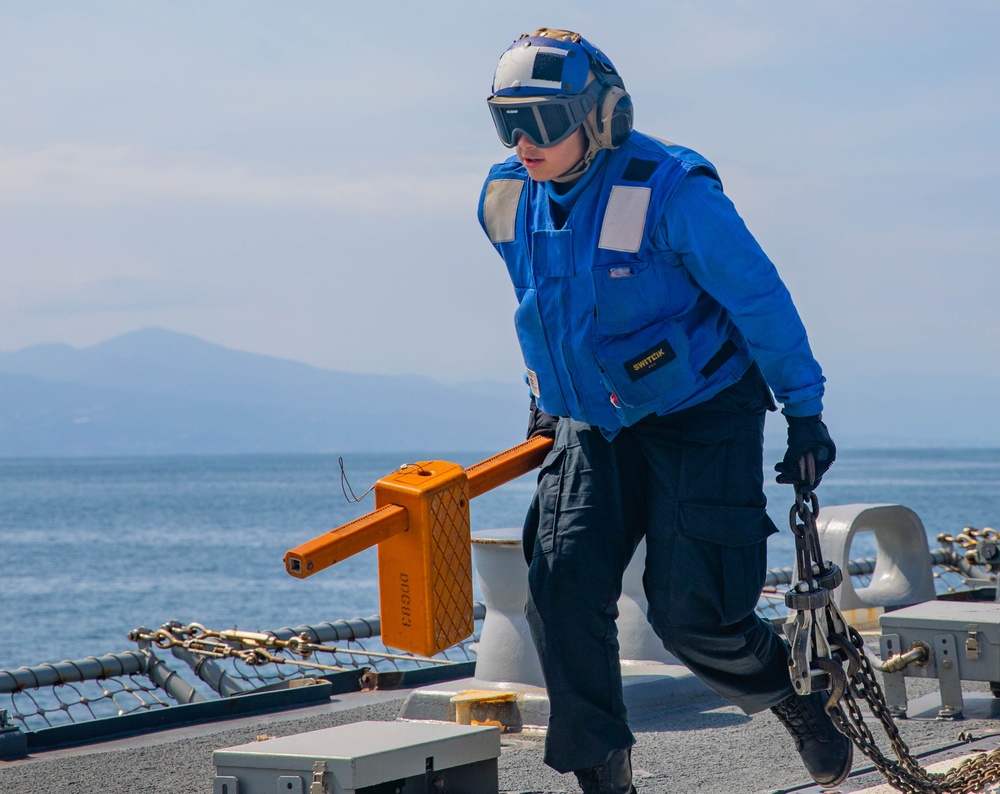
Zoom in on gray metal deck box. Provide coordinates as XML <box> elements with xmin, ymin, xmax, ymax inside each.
<box><xmin>213</xmin><ymin>720</ymin><xmax>500</xmax><ymax>794</ymax></box>
<box><xmin>879</xmin><ymin>600</ymin><xmax>1000</xmax><ymax>717</ymax></box>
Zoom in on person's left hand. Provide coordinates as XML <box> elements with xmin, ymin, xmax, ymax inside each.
<box><xmin>775</xmin><ymin>414</ymin><xmax>836</xmax><ymax>491</ymax></box>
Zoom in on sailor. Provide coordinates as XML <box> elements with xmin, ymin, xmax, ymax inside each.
<box><xmin>477</xmin><ymin>28</ymin><xmax>851</xmax><ymax>793</ymax></box>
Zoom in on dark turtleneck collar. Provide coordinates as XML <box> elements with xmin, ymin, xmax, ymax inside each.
<box><xmin>542</xmin><ymin>149</ymin><xmax>608</xmax><ymax>228</ymax></box>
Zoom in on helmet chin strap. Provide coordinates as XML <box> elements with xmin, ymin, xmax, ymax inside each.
<box><xmin>549</xmin><ymin>74</ymin><xmax>605</xmax><ymax>185</ymax></box>
<box><xmin>549</xmin><ymin>127</ymin><xmax>601</xmax><ymax>184</ymax></box>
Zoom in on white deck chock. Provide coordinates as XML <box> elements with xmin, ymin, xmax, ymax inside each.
<box><xmin>816</xmin><ymin>503</ymin><xmax>937</xmax><ymax>613</ymax></box>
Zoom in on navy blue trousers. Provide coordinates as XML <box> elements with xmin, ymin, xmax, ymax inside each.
<box><xmin>523</xmin><ymin>366</ymin><xmax>796</xmax><ymax>773</ymax></box>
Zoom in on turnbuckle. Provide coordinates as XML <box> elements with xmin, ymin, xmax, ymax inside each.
<box><xmin>782</xmin><ymin>476</ymin><xmax>855</xmax><ymax>700</ymax></box>
<box><xmin>785</xmin><ymin>608</ymin><xmax>834</xmax><ymax>695</ymax></box>
<box><xmin>784</xmin><ymin>561</ymin><xmax>843</xmax><ymax>611</ymax></box>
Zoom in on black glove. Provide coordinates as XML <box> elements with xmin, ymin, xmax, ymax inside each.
<box><xmin>526</xmin><ymin>396</ymin><xmax>559</xmax><ymax>440</ymax></box>
<box><xmin>775</xmin><ymin>414</ymin><xmax>836</xmax><ymax>490</ymax></box>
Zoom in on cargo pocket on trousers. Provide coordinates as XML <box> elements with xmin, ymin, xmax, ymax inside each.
<box><xmin>673</xmin><ymin>502</ymin><xmax>778</xmax><ymax>626</ymax></box>
<box><xmin>522</xmin><ymin>447</ymin><xmax>566</xmax><ymax>562</ymax></box>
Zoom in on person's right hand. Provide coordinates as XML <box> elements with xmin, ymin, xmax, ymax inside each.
<box><xmin>527</xmin><ymin>396</ymin><xmax>558</xmax><ymax>440</ymax></box>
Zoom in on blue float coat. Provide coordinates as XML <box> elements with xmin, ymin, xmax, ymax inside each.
<box><xmin>478</xmin><ymin>131</ymin><xmax>825</xmax><ymax>436</ymax></box>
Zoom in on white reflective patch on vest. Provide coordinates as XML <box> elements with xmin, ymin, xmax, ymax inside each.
<box><xmin>526</xmin><ymin>368</ymin><xmax>540</xmax><ymax>398</ymax></box>
<box><xmin>598</xmin><ymin>186</ymin><xmax>651</xmax><ymax>253</ymax></box>
<box><xmin>483</xmin><ymin>179</ymin><xmax>524</xmax><ymax>243</ymax></box>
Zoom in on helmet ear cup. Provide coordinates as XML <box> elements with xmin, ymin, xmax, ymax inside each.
<box><xmin>594</xmin><ymin>85</ymin><xmax>633</xmax><ymax>148</ymax></box>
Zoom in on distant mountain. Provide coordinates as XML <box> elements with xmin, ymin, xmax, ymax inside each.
<box><xmin>1</xmin><ymin>328</ymin><xmax>996</xmax><ymax>456</ymax></box>
<box><xmin>0</xmin><ymin>329</ymin><xmax>528</xmax><ymax>456</ymax></box>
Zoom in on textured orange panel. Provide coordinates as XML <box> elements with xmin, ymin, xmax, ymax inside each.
<box><xmin>375</xmin><ymin>461</ymin><xmax>474</xmax><ymax>656</ymax></box>
<box><xmin>284</xmin><ymin>437</ymin><xmax>554</xmax><ymax>656</ymax></box>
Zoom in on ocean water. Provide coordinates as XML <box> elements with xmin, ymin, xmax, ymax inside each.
<box><xmin>3</xmin><ymin>447</ymin><xmax>1000</xmax><ymax>672</ymax></box>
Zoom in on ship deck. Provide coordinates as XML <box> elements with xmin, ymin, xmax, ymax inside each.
<box><xmin>3</xmin><ymin>653</ymin><xmax>1000</xmax><ymax>794</ymax></box>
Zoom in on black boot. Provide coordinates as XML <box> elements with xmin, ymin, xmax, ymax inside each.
<box><xmin>771</xmin><ymin>691</ymin><xmax>853</xmax><ymax>788</ymax></box>
<box><xmin>573</xmin><ymin>747</ymin><xmax>637</xmax><ymax>794</ymax></box>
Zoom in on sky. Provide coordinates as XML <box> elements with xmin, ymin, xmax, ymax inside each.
<box><xmin>2</xmin><ymin>3</ymin><xmax>999</xmax><ymax>408</ymax></box>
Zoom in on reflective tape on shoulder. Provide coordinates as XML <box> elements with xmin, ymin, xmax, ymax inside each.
<box><xmin>598</xmin><ymin>186</ymin><xmax>651</xmax><ymax>253</ymax></box>
<box><xmin>484</xmin><ymin>179</ymin><xmax>524</xmax><ymax>243</ymax></box>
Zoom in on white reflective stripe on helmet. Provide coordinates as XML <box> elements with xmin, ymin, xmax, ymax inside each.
<box><xmin>493</xmin><ymin>44</ymin><xmax>571</xmax><ymax>94</ymax></box>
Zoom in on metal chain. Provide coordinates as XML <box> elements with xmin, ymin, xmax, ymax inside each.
<box><xmin>938</xmin><ymin>527</ymin><xmax>1000</xmax><ymax>574</ymax></box>
<box><xmin>785</xmin><ymin>471</ymin><xmax>1000</xmax><ymax>793</ymax></box>
<box><xmin>128</xmin><ymin>625</ymin><xmax>350</xmax><ymax>672</ymax></box>
<box><xmin>128</xmin><ymin>622</ymin><xmax>452</xmax><ymax>671</ymax></box>
<box><xmin>937</xmin><ymin>527</ymin><xmax>1000</xmax><ymax>550</ymax></box>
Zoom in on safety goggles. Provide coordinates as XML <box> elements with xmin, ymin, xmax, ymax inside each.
<box><xmin>487</xmin><ymin>84</ymin><xmax>599</xmax><ymax>148</ymax></box>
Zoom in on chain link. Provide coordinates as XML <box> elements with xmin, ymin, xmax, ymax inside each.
<box><xmin>785</xmin><ymin>468</ymin><xmax>1000</xmax><ymax>793</ymax></box>
<box><xmin>937</xmin><ymin>527</ymin><xmax>1000</xmax><ymax>550</ymax></box>
<box><xmin>128</xmin><ymin>622</ymin><xmax>453</xmax><ymax>673</ymax></box>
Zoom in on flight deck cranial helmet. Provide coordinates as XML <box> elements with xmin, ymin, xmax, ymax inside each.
<box><xmin>488</xmin><ymin>28</ymin><xmax>633</xmax><ymax>151</ymax></box>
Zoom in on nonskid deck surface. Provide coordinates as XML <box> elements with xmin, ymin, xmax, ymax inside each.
<box><xmin>3</xmin><ymin>676</ymin><xmax>1000</xmax><ymax>794</ymax></box>
<box><xmin>778</xmin><ymin>730</ymin><xmax>1000</xmax><ymax>793</ymax></box>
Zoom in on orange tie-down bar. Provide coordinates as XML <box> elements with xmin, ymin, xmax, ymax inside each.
<box><xmin>283</xmin><ymin>435</ymin><xmax>553</xmax><ymax>656</ymax></box>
